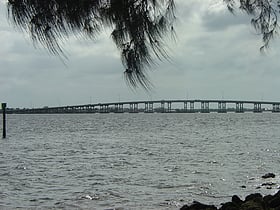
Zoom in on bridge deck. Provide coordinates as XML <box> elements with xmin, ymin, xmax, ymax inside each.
<box><xmin>5</xmin><ymin>99</ymin><xmax>280</xmax><ymax>114</ymax></box>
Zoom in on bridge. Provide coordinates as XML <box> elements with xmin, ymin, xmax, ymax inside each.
<box><xmin>6</xmin><ymin>99</ymin><xmax>280</xmax><ymax>114</ymax></box>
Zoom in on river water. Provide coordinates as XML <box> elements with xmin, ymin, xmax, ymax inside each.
<box><xmin>0</xmin><ymin>113</ymin><xmax>279</xmax><ymax>209</ymax></box>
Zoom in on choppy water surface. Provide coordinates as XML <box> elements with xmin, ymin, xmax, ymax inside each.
<box><xmin>0</xmin><ymin>113</ymin><xmax>280</xmax><ymax>209</ymax></box>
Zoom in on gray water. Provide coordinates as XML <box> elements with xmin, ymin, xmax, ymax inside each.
<box><xmin>0</xmin><ymin>113</ymin><xmax>280</xmax><ymax>209</ymax></box>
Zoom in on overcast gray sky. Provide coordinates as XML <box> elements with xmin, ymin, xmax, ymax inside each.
<box><xmin>1</xmin><ymin>0</ymin><xmax>280</xmax><ymax>108</ymax></box>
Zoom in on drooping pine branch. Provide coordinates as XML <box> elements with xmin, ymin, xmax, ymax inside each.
<box><xmin>224</xmin><ymin>0</ymin><xmax>279</xmax><ymax>50</ymax></box>
<box><xmin>7</xmin><ymin>0</ymin><xmax>176</xmax><ymax>89</ymax></box>
<box><xmin>9</xmin><ymin>0</ymin><xmax>279</xmax><ymax>88</ymax></box>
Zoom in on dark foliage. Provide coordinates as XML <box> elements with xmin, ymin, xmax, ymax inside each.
<box><xmin>6</xmin><ymin>0</ymin><xmax>280</xmax><ymax>87</ymax></box>
<box><xmin>7</xmin><ymin>0</ymin><xmax>175</xmax><ymax>89</ymax></box>
<box><xmin>224</xmin><ymin>0</ymin><xmax>279</xmax><ymax>51</ymax></box>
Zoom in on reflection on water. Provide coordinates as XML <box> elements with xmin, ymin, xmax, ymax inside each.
<box><xmin>0</xmin><ymin>113</ymin><xmax>279</xmax><ymax>209</ymax></box>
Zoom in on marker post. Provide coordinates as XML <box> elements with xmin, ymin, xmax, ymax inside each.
<box><xmin>2</xmin><ymin>103</ymin><xmax>6</xmax><ymax>139</ymax></box>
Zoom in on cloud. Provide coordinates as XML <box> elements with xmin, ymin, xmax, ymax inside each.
<box><xmin>149</xmin><ymin>0</ymin><xmax>280</xmax><ymax>101</ymax></box>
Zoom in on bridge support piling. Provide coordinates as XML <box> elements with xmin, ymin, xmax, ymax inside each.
<box><xmin>184</xmin><ymin>102</ymin><xmax>187</xmax><ymax>112</ymax></box>
<box><xmin>161</xmin><ymin>102</ymin><xmax>165</xmax><ymax>113</ymax></box>
<box><xmin>120</xmin><ymin>104</ymin><xmax>124</xmax><ymax>112</ymax></box>
<box><xmin>236</xmin><ymin>103</ymin><xmax>244</xmax><ymax>113</ymax></box>
<box><xmin>100</xmin><ymin>105</ymin><xmax>109</xmax><ymax>113</ymax></box>
<box><xmin>190</xmin><ymin>102</ymin><xmax>195</xmax><ymax>113</ymax></box>
<box><xmin>145</xmin><ymin>103</ymin><xmax>148</xmax><ymax>113</ymax></box>
<box><xmin>272</xmin><ymin>104</ymin><xmax>280</xmax><ymax>112</ymax></box>
<box><xmin>119</xmin><ymin>104</ymin><xmax>124</xmax><ymax>113</ymax></box>
<box><xmin>218</xmin><ymin>102</ymin><xmax>227</xmax><ymax>113</ymax></box>
<box><xmin>254</xmin><ymin>103</ymin><xmax>262</xmax><ymax>113</ymax></box>
<box><xmin>201</xmin><ymin>102</ymin><xmax>209</xmax><ymax>113</ymax></box>
<box><xmin>106</xmin><ymin>105</ymin><xmax>109</xmax><ymax>113</ymax></box>
<box><xmin>167</xmin><ymin>102</ymin><xmax>172</xmax><ymax>113</ymax></box>
<box><xmin>149</xmin><ymin>103</ymin><xmax>154</xmax><ymax>113</ymax></box>
<box><xmin>114</xmin><ymin>104</ymin><xmax>124</xmax><ymax>113</ymax></box>
<box><xmin>145</xmin><ymin>103</ymin><xmax>153</xmax><ymax>113</ymax></box>
<box><xmin>129</xmin><ymin>103</ymin><xmax>138</xmax><ymax>113</ymax></box>
<box><xmin>88</xmin><ymin>106</ymin><xmax>94</xmax><ymax>113</ymax></box>
<box><xmin>201</xmin><ymin>102</ymin><xmax>204</xmax><ymax>113</ymax></box>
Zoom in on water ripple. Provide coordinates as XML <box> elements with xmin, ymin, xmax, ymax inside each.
<box><xmin>0</xmin><ymin>113</ymin><xmax>279</xmax><ymax>209</ymax></box>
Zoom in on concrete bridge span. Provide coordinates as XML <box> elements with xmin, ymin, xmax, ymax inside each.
<box><xmin>6</xmin><ymin>99</ymin><xmax>280</xmax><ymax>114</ymax></box>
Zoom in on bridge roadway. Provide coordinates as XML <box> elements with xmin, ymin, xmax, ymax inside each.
<box><xmin>6</xmin><ymin>99</ymin><xmax>280</xmax><ymax>114</ymax></box>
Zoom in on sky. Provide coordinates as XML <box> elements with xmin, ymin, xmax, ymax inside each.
<box><xmin>1</xmin><ymin>0</ymin><xmax>280</xmax><ymax>108</ymax></box>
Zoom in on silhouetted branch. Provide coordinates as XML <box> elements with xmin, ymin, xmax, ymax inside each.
<box><xmin>7</xmin><ymin>0</ymin><xmax>176</xmax><ymax>89</ymax></box>
<box><xmin>7</xmin><ymin>0</ymin><xmax>280</xmax><ymax>88</ymax></box>
<box><xmin>224</xmin><ymin>0</ymin><xmax>279</xmax><ymax>50</ymax></box>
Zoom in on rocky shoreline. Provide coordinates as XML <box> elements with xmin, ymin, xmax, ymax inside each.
<box><xmin>180</xmin><ymin>173</ymin><xmax>280</xmax><ymax>210</ymax></box>
<box><xmin>180</xmin><ymin>190</ymin><xmax>280</xmax><ymax>210</ymax></box>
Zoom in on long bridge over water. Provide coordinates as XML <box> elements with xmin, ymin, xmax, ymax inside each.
<box><xmin>6</xmin><ymin>99</ymin><xmax>280</xmax><ymax>114</ymax></box>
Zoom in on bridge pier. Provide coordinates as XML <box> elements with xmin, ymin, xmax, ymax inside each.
<box><xmin>114</xmin><ymin>104</ymin><xmax>124</xmax><ymax>113</ymax></box>
<box><xmin>201</xmin><ymin>102</ymin><xmax>209</xmax><ymax>113</ymax></box>
<box><xmin>272</xmin><ymin>104</ymin><xmax>280</xmax><ymax>112</ymax></box>
<box><xmin>93</xmin><ymin>105</ymin><xmax>98</xmax><ymax>113</ymax></box>
<box><xmin>183</xmin><ymin>102</ymin><xmax>187</xmax><ymax>112</ymax></box>
<box><xmin>100</xmin><ymin>105</ymin><xmax>109</xmax><ymax>113</ymax></box>
<box><xmin>63</xmin><ymin>107</ymin><xmax>67</xmax><ymax>113</ymax></box>
<box><xmin>160</xmin><ymin>101</ymin><xmax>165</xmax><ymax>113</ymax></box>
<box><xmin>236</xmin><ymin>102</ymin><xmax>244</xmax><ymax>113</ymax></box>
<box><xmin>218</xmin><ymin>102</ymin><xmax>227</xmax><ymax>113</ymax></box>
<box><xmin>190</xmin><ymin>101</ymin><xmax>195</xmax><ymax>113</ymax></box>
<box><xmin>85</xmin><ymin>105</ymin><xmax>90</xmax><ymax>113</ymax></box>
<box><xmin>80</xmin><ymin>106</ymin><xmax>85</xmax><ymax>113</ymax></box>
<box><xmin>88</xmin><ymin>105</ymin><xmax>96</xmax><ymax>113</ymax></box>
<box><xmin>149</xmin><ymin>103</ymin><xmax>154</xmax><ymax>113</ymax></box>
<box><xmin>254</xmin><ymin>103</ymin><xmax>262</xmax><ymax>113</ymax></box>
<box><xmin>167</xmin><ymin>102</ymin><xmax>172</xmax><ymax>113</ymax></box>
<box><xmin>129</xmin><ymin>103</ymin><xmax>138</xmax><ymax>113</ymax></box>
<box><xmin>69</xmin><ymin>107</ymin><xmax>75</xmax><ymax>113</ymax></box>
<box><xmin>145</xmin><ymin>102</ymin><xmax>154</xmax><ymax>113</ymax></box>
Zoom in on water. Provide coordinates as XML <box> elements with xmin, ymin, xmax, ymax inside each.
<box><xmin>0</xmin><ymin>113</ymin><xmax>280</xmax><ymax>209</ymax></box>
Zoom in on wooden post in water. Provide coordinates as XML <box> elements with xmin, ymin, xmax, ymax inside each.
<box><xmin>2</xmin><ymin>103</ymin><xmax>6</xmax><ymax>139</ymax></box>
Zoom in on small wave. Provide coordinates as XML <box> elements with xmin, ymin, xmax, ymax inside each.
<box><xmin>153</xmin><ymin>183</ymin><xmax>194</xmax><ymax>189</ymax></box>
